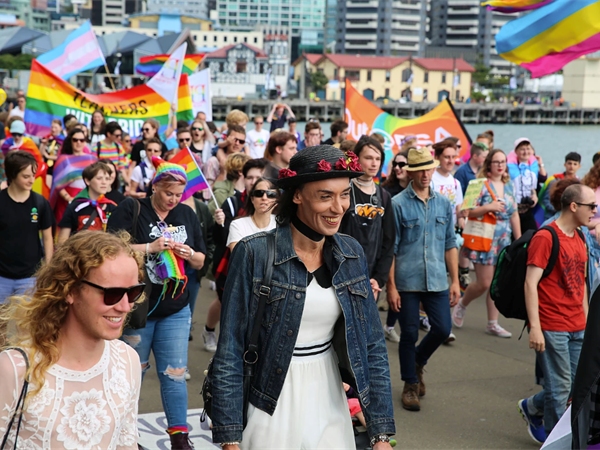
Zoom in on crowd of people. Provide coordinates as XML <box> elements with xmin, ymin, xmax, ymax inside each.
<box><xmin>0</xmin><ymin>100</ymin><xmax>599</xmax><ymax>449</ymax></box>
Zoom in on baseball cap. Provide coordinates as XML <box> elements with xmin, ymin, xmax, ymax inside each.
<box><xmin>10</xmin><ymin>120</ymin><xmax>25</xmax><ymax>135</ymax></box>
<box><xmin>513</xmin><ymin>137</ymin><xmax>531</xmax><ymax>151</ymax></box>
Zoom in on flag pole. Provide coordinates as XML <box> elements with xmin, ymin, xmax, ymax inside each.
<box><xmin>104</xmin><ymin>62</ymin><xmax>116</xmax><ymax>91</ymax></box>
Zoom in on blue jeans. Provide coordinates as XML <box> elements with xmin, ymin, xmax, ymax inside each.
<box><xmin>526</xmin><ymin>330</ymin><xmax>584</xmax><ymax>434</ymax></box>
<box><xmin>398</xmin><ymin>290</ymin><xmax>452</xmax><ymax>384</ymax></box>
<box><xmin>187</xmin><ymin>275</ymin><xmax>201</xmax><ymax>317</ymax></box>
<box><xmin>121</xmin><ymin>305</ymin><xmax>192</xmax><ymax>429</ymax></box>
<box><xmin>0</xmin><ymin>276</ymin><xmax>36</xmax><ymax>304</ymax></box>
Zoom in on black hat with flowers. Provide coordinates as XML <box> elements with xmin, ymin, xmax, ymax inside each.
<box><xmin>276</xmin><ymin>145</ymin><xmax>364</xmax><ymax>190</ymax></box>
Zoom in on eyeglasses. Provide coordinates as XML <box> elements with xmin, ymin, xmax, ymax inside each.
<box><xmin>255</xmin><ymin>122</ymin><xmax>263</xmax><ymax>125</ymax></box>
<box><xmin>192</xmin><ymin>127</ymin><xmax>204</xmax><ymax>131</ymax></box>
<box><xmin>142</xmin><ymin>128</ymin><xmax>152</xmax><ymax>132</ymax></box>
<box><xmin>491</xmin><ymin>161</ymin><xmax>506</xmax><ymax>165</ymax></box>
<box><xmin>179</xmin><ymin>137</ymin><xmax>191</xmax><ymax>143</ymax></box>
<box><xmin>113</xmin><ymin>133</ymin><xmax>122</xmax><ymax>138</ymax></box>
<box><xmin>234</xmin><ymin>138</ymin><xmax>246</xmax><ymax>145</ymax></box>
<box><xmin>392</xmin><ymin>161</ymin><xmax>407</xmax><ymax>168</ymax></box>
<box><xmin>251</xmin><ymin>189</ymin><xmax>278</xmax><ymax>199</ymax></box>
<box><xmin>81</xmin><ymin>279</ymin><xmax>146</xmax><ymax>305</ymax></box>
<box><xmin>124</xmin><ymin>139</ymin><xmax>131</xmax><ymax>144</ymax></box>
<box><xmin>72</xmin><ymin>138</ymin><xmax>86</xmax><ymax>143</ymax></box>
<box><xmin>457</xmin><ymin>145</ymin><xmax>462</xmax><ymax>149</ymax></box>
<box><xmin>575</xmin><ymin>202</ymin><xmax>598</xmax><ymax>210</ymax></box>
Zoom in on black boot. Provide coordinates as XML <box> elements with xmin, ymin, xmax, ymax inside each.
<box><xmin>169</xmin><ymin>432</ymin><xmax>194</xmax><ymax>450</ymax></box>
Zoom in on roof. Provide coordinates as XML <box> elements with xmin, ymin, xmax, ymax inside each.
<box><xmin>204</xmin><ymin>43</ymin><xmax>268</xmax><ymax>59</ymax></box>
<box><xmin>99</xmin><ymin>31</ymin><xmax>152</xmax><ymax>56</ymax></box>
<box><xmin>0</xmin><ymin>27</ymin><xmax>45</xmax><ymax>55</ymax></box>
<box><xmin>320</xmin><ymin>54</ymin><xmax>409</xmax><ymax>70</ymax></box>
<box><xmin>413</xmin><ymin>57</ymin><xmax>475</xmax><ymax>72</ymax></box>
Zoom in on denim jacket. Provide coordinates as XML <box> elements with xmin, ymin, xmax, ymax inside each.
<box><xmin>393</xmin><ymin>181</ymin><xmax>457</xmax><ymax>292</ymax></box>
<box><xmin>210</xmin><ymin>224</ymin><xmax>395</xmax><ymax>443</ymax></box>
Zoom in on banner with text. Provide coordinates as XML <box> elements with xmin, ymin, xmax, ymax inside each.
<box><xmin>344</xmin><ymin>82</ymin><xmax>471</xmax><ymax>174</ymax></box>
<box><xmin>25</xmin><ymin>60</ymin><xmax>193</xmax><ymax>138</ymax></box>
<box><xmin>189</xmin><ymin>69</ymin><xmax>213</xmax><ymax>122</ymax></box>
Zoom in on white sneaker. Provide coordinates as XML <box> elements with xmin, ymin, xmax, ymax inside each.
<box><xmin>444</xmin><ymin>332</ymin><xmax>456</xmax><ymax>344</ymax></box>
<box><xmin>486</xmin><ymin>323</ymin><xmax>512</xmax><ymax>338</ymax></box>
<box><xmin>384</xmin><ymin>327</ymin><xmax>400</xmax><ymax>343</ymax></box>
<box><xmin>202</xmin><ymin>328</ymin><xmax>218</xmax><ymax>352</ymax></box>
<box><xmin>452</xmin><ymin>302</ymin><xmax>467</xmax><ymax>328</ymax></box>
<box><xmin>185</xmin><ymin>372</ymin><xmax>191</xmax><ymax>380</ymax></box>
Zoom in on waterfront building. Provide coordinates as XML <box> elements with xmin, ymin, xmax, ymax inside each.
<box><xmin>293</xmin><ymin>53</ymin><xmax>473</xmax><ymax>102</ymax></box>
<box><xmin>563</xmin><ymin>57</ymin><xmax>600</xmax><ymax>108</ymax></box>
<box><xmin>428</xmin><ymin>0</ymin><xmax>512</xmax><ymax>76</ymax></box>
<box><xmin>334</xmin><ymin>0</ymin><xmax>428</xmax><ymax>57</ymax></box>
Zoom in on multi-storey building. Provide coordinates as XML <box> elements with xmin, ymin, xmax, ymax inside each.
<box><xmin>146</xmin><ymin>0</ymin><xmax>209</xmax><ymax>20</ymax></box>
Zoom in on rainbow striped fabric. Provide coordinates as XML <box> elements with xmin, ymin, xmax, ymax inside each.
<box><xmin>25</xmin><ymin>60</ymin><xmax>194</xmax><ymax>138</ymax></box>
<box><xmin>496</xmin><ymin>0</ymin><xmax>600</xmax><ymax>78</ymax></box>
<box><xmin>135</xmin><ymin>54</ymin><xmax>204</xmax><ymax>78</ymax></box>
<box><xmin>50</xmin><ymin>154</ymin><xmax>98</xmax><ymax>207</ymax></box>
<box><xmin>169</xmin><ymin>148</ymin><xmax>209</xmax><ymax>201</ymax></box>
<box><xmin>481</xmin><ymin>0</ymin><xmax>553</xmax><ymax>13</ymax></box>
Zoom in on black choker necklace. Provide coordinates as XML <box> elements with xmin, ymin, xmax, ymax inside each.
<box><xmin>292</xmin><ymin>215</ymin><xmax>324</xmax><ymax>242</ymax></box>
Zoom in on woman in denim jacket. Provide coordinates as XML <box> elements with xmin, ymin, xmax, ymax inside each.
<box><xmin>210</xmin><ymin>145</ymin><xmax>396</xmax><ymax>449</ymax></box>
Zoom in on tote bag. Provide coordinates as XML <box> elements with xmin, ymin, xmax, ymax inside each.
<box><xmin>463</xmin><ymin>181</ymin><xmax>497</xmax><ymax>252</ymax></box>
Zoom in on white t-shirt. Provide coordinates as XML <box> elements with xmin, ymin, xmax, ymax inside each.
<box><xmin>246</xmin><ymin>129</ymin><xmax>270</xmax><ymax>159</ymax></box>
<box><xmin>9</xmin><ymin>107</ymin><xmax>24</xmax><ymax>119</ymax></box>
<box><xmin>131</xmin><ymin>160</ymin><xmax>156</xmax><ymax>192</ymax></box>
<box><xmin>432</xmin><ymin>170</ymin><xmax>463</xmax><ymax>226</ymax></box>
<box><xmin>226</xmin><ymin>215</ymin><xmax>277</xmax><ymax>247</ymax></box>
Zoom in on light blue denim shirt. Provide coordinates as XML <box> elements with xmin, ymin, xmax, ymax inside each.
<box><xmin>393</xmin><ymin>181</ymin><xmax>457</xmax><ymax>292</ymax></box>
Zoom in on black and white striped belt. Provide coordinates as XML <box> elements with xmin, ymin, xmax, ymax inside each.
<box><xmin>293</xmin><ymin>338</ymin><xmax>333</xmax><ymax>357</ymax></box>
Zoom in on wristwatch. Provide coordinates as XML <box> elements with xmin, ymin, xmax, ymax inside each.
<box><xmin>370</xmin><ymin>434</ymin><xmax>391</xmax><ymax>447</ymax></box>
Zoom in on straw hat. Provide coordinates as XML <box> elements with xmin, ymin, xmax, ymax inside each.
<box><xmin>405</xmin><ymin>147</ymin><xmax>439</xmax><ymax>172</ymax></box>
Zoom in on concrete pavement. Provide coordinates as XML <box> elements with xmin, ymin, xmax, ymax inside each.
<box><xmin>138</xmin><ymin>282</ymin><xmax>542</xmax><ymax>449</ymax></box>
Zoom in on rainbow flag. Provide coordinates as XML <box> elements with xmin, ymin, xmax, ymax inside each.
<box><xmin>136</xmin><ymin>54</ymin><xmax>204</xmax><ymax>78</ymax></box>
<box><xmin>496</xmin><ymin>0</ymin><xmax>600</xmax><ymax>78</ymax></box>
<box><xmin>1</xmin><ymin>136</ymin><xmax>49</xmax><ymax>197</ymax></box>
<box><xmin>481</xmin><ymin>0</ymin><xmax>553</xmax><ymax>13</ymax></box>
<box><xmin>169</xmin><ymin>148</ymin><xmax>209</xmax><ymax>201</ymax></box>
<box><xmin>36</xmin><ymin>21</ymin><xmax>105</xmax><ymax>80</ymax></box>
<box><xmin>50</xmin><ymin>153</ymin><xmax>98</xmax><ymax>207</ymax></box>
<box><xmin>25</xmin><ymin>60</ymin><xmax>194</xmax><ymax>138</ymax></box>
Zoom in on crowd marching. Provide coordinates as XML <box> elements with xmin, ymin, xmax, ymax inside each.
<box><xmin>0</xmin><ymin>97</ymin><xmax>599</xmax><ymax>450</ymax></box>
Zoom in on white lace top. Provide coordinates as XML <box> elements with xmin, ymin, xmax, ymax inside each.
<box><xmin>0</xmin><ymin>340</ymin><xmax>141</xmax><ymax>450</ymax></box>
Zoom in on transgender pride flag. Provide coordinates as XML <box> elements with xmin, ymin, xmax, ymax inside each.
<box><xmin>37</xmin><ymin>21</ymin><xmax>105</xmax><ymax>80</ymax></box>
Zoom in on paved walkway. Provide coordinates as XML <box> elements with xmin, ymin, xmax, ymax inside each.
<box><xmin>139</xmin><ymin>283</ymin><xmax>542</xmax><ymax>449</ymax></box>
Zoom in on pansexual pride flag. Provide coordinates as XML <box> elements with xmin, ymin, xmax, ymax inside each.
<box><xmin>169</xmin><ymin>148</ymin><xmax>209</xmax><ymax>201</ymax></box>
<box><xmin>25</xmin><ymin>60</ymin><xmax>194</xmax><ymax>138</ymax></box>
<box><xmin>481</xmin><ymin>0</ymin><xmax>553</xmax><ymax>13</ymax></box>
<box><xmin>36</xmin><ymin>21</ymin><xmax>105</xmax><ymax>80</ymax></box>
<box><xmin>136</xmin><ymin>54</ymin><xmax>204</xmax><ymax>78</ymax></box>
<box><xmin>496</xmin><ymin>0</ymin><xmax>600</xmax><ymax>78</ymax></box>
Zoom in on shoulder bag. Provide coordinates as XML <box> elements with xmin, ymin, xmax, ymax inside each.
<box><xmin>200</xmin><ymin>233</ymin><xmax>276</xmax><ymax>428</ymax></box>
<box><xmin>1</xmin><ymin>348</ymin><xmax>30</xmax><ymax>450</ymax></box>
<box><xmin>463</xmin><ymin>181</ymin><xmax>498</xmax><ymax>252</ymax></box>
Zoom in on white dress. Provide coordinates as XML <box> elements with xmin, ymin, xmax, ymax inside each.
<box><xmin>0</xmin><ymin>340</ymin><xmax>141</xmax><ymax>450</ymax></box>
<box><xmin>242</xmin><ymin>277</ymin><xmax>356</xmax><ymax>449</ymax></box>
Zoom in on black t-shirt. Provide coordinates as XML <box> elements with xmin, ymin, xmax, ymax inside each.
<box><xmin>107</xmin><ymin>197</ymin><xmax>206</xmax><ymax>318</ymax></box>
<box><xmin>0</xmin><ymin>191</ymin><xmax>53</xmax><ymax>279</ymax></box>
<box><xmin>105</xmin><ymin>189</ymin><xmax>125</xmax><ymax>205</ymax></box>
<box><xmin>323</xmin><ymin>137</ymin><xmax>335</xmax><ymax>145</ymax></box>
<box><xmin>58</xmin><ymin>200</ymin><xmax>117</xmax><ymax>233</ymax></box>
<box><xmin>270</xmin><ymin>113</ymin><xmax>287</xmax><ymax>132</ymax></box>
<box><xmin>131</xmin><ymin>140</ymin><xmax>169</xmax><ymax>164</ymax></box>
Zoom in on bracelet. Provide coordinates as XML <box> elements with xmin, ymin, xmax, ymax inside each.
<box><xmin>220</xmin><ymin>442</ymin><xmax>240</xmax><ymax>448</ymax></box>
<box><xmin>189</xmin><ymin>249</ymin><xmax>195</xmax><ymax>259</ymax></box>
<box><xmin>370</xmin><ymin>434</ymin><xmax>391</xmax><ymax>447</ymax></box>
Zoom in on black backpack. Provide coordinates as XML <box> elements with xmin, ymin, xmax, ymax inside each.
<box><xmin>490</xmin><ymin>225</ymin><xmax>585</xmax><ymax>321</ymax></box>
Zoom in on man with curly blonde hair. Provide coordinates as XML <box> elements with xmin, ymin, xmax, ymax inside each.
<box><xmin>0</xmin><ymin>231</ymin><xmax>144</xmax><ymax>449</ymax></box>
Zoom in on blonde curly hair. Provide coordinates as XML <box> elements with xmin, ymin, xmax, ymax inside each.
<box><xmin>0</xmin><ymin>230</ymin><xmax>145</xmax><ymax>399</ymax></box>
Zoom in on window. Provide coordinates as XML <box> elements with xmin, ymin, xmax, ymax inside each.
<box><xmin>345</xmin><ymin>70</ymin><xmax>360</xmax><ymax>81</ymax></box>
<box><xmin>442</xmin><ymin>72</ymin><xmax>447</xmax><ymax>84</ymax></box>
<box><xmin>234</xmin><ymin>36</ymin><xmax>238</xmax><ymax>42</ymax></box>
<box><xmin>224</xmin><ymin>36</ymin><xmax>228</xmax><ymax>42</ymax></box>
<box><xmin>367</xmin><ymin>70</ymin><xmax>371</xmax><ymax>81</ymax></box>
<box><xmin>203</xmin><ymin>35</ymin><xmax>207</xmax><ymax>41</ymax></box>
<box><xmin>219</xmin><ymin>62</ymin><xmax>224</xmax><ymax>72</ymax></box>
<box><xmin>455</xmin><ymin>73</ymin><xmax>461</xmax><ymax>84</ymax></box>
<box><xmin>385</xmin><ymin>88</ymin><xmax>390</xmax><ymax>97</ymax></box>
<box><xmin>333</xmin><ymin>68</ymin><xmax>339</xmax><ymax>80</ymax></box>
<box><xmin>423</xmin><ymin>89</ymin><xmax>428</xmax><ymax>101</ymax></box>
<box><xmin>385</xmin><ymin>71</ymin><xmax>390</xmax><ymax>82</ymax></box>
<box><xmin>236</xmin><ymin>60</ymin><xmax>247</xmax><ymax>73</ymax></box>
<box><xmin>424</xmin><ymin>72</ymin><xmax>428</xmax><ymax>83</ymax></box>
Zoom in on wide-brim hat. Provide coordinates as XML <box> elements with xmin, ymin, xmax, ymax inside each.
<box><xmin>276</xmin><ymin>145</ymin><xmax>364</xmax><ymax>190</ymax></box>
<box><xmin>405</xmin><ymin>147</ymin><xmax>439</xmax><ymax>172</ymax></box>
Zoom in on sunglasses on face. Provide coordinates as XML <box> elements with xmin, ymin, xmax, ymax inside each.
<box><xmin>72</xmin><ymin>138</ymin><xmax>86</xmax><ymax>143</ymax></box>
<box><xmin>81</xmin><ymin>279</ymin><xmax>146</xmax><ymax>306</ymax></box>
<box><xmin>12</xmin><ymin>133</ymin><xmax>22</xmax><ymax>138</ymax></box>
<box><xmin>251</xmin><ymin>189</ymin><xmax>278</xmax><ymax>199</ymax></box>
<box><xmin>234</xmin><ymin>138</ymin><xmax>246</xmax><ymax>145</ymax></box>
<box><xmin>255</xmin><ymin>122</ymin><xmax>263</xmax><ymax>125</ymax></box>
<box><xmin>393</xmin><ymin>161</ymin><xmax>407</xmax><ymax>168</ymax></box>
<box><xmin>575</xmin><ymin>202</ymin><xmax>598</xmax><ymax>210</ymax></box>
<box><xmin>142</xmin><ymin>128</ymin><xmax>152</xmax><ymax>132</ymax></box>
<box><xmin>113</xmin><ymin>134</ymin><xmax>122</xmax><ymax>138</ymax></box>
<box><xmin>179</xmin><ymin>138</ymin><xmax>191</xmax><ymax>143</ymax></box>
<box><xmin>192</xmin><ymin>127</ymin><xmax>204</xmax><ymax>131</ymax></box>
<box><xmin>124</xmin><ymin>139</ymin><xmax>131</xmax><ymax>144</ymax></box>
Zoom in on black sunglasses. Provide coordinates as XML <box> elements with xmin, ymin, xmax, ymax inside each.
<box><xmin>192</xmin><ymin>127</ymin><xmax>204</xmax><ymax>131</ymax></box>
<box><xmin>142</xmin><ymin>127</ymin><xmax>152</xmax><ymax>132</ymax></box>
<box><xmin>252</xmin><ymin>189</ymin><xmax>278</xmax><ymax>199</ymax></box>
<box><xmin>72</xmin><ymin>138</ymin><xmax>86</xmax><ymax>143</ymax></box>
<box><xmin>179</xmin><ymin>138</ymin><xmax>191</xmax><ymax>142</ymax></box>
<box><xmin>12</xmin><ymin>133</ymin><xmax>22</xmax><ymax>137</ymax></box>
<box><xmin>234</xmin><ymin>138</ymin><xmax>246</xmax><ymax>145</ymax></box>
<box><xmin>393</xmin><ymin>161</ymin><xmax>407</xmax><ymax>168</ymax></box>
<box><xmin>81</xmin><ymin>279</ymin><xmax>146</xmax><ymax>305</ymax></box>
<box><xmin>575</xmin><ymin>202</ymin><xmax>598</xmax><ymax>210</ymax></box>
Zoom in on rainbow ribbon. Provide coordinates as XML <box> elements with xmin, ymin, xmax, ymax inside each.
<box><xmin>155</xmin><ymin>222</ymin><xmax>187</xmax><ymax>301</ymax></box>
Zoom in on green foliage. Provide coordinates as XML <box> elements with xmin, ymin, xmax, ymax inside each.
<box><xmin>473</xmin><ymin>62</ymin><xmax>491</xmax><ymax>86</ymax></box>
<box><xmin>471</xmin><ymin>91</ymin><xmax>487</xmax><ymax>102</ymax></box>
<box><xmin>0</xmin><ymin>54</ymin><xmax>34</xmax><ymax>71</ymax></box>
<box><xmin>310</xmin><ymin>70</ymin><xmax>329</xmax><ymax>92</ymax></box>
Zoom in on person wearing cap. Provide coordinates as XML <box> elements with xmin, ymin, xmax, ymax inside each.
<box><xmin>1</xmin><ymin>120</ymin><xmax>33</xmax><ymax>154</ymax></box>
<box><xmin>389</xmin><ymin>147</ymin><xmax>460</xmax><ymax>412</ymax></box>
<box><xmin>210</xmin><ymin>145</ymin><xmax>395</xmax><ymax>449</ymax></box>
<box><xmin>108</xmin><ymin>157</ymin><xmax>206</xmax><ymax>450</ymax></box>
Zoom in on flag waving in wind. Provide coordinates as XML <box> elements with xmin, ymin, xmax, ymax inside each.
<box><xmin>169</xmin><ymin>148</ymin><xmax>209</xmax><ymax>201</ymax></box>
<box><xmin>136</xmin><ymin>53</ymin><xmax>204</xmax><ymax>78</ymax></box>
<box><xmin>36</xmin><ymin>21</ymin><xmax>105</xmax><ymax>80</ymax></box>
<box><xmin>147</xmin><ymin>43</ymin><xmax>187</xmax><ymax>104</ymax></box>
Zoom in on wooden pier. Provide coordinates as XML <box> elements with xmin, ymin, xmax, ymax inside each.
<box><xmin>211</xmin><ymin>98</ymin><xmax>600</xmax><ymax>125</ymax></box>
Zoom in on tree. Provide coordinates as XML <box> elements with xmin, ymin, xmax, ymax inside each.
<box><xmin>473</xmin><ymin>62</ymin><xmax>491</xmax><ymax>86</ymax></box>
<box><xmin>310</xmin><ymin>71</ymin><xmax>329</xmax><ymax>92</ymax></box>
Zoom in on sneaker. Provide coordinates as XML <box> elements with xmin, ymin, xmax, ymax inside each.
<box><xmin>419</xmin><ymin>312</ymin><xmax>431</xmax><ymax>332</ymax></box>
<box><xmin>459</xmin><ymin>270</ymin><xmax>471</xmax><ymax>291</ymax></box>
<box><xmin>401</xmin><ymin>382</ymin><xmax>421</xmax><ymax>411</ymax></box>
<box><xmin>452</xmin><ymin>302</ymin><xmax>466</xmax><ymax>328</ymax></box>
<box><xmin>202</xmin><ymin>328</ymin><xmax>217</xmax><ymax>352</ymax></box>
<box><xmin>184</xmin><ymin>372</ymin><xmax>191</xmax><ymax>380</ymax></box>
<box><xmin>486</xmin><ymin>323</ymin><xmax>512</xmax><ymax>338</ymax></box>
<box><xmin>444</xmin><ymin>332</ymin><xmax>456</xmax><ymax>344</ymax></box>
<box><xmin>384</xmin><ymin>327</ymin><xmax>400</xmax><ymax>343</ymax></box>
<box><xmin>517</xmin><ymin>399</ymin><xmax>547</xmax><ymax>444</ymax></box>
